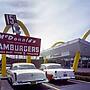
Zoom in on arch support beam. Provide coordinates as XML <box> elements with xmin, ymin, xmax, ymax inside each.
<box><xmin>73</xmin><ymin>29</ymin><xmax>90</xmax><ymax>72</ymax></box>
<box><xmin>73</xmin><ymin>51</ymin><xmax>80</xmax><ymax>72</ymax></box>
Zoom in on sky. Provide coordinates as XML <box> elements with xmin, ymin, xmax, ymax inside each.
<box><xmin>0</xmin><ymin>0</ymin><xmax>90</xmax><ymax>51</ymax></box>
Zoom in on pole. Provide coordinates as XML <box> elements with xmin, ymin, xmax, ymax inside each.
<box><xmin>26</xmin><ymin>56</ymin><xmax>31</xmax><ymax>63</ymax></box>
<box><xmin>1</xmin><ymin>54</ymin><xmax>6</xmax><ymax>77</ymax></box>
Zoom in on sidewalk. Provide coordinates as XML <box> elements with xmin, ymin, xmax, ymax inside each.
<box><xmin>77</xmin><ymin>68</ymin><xmax>90</xmax><ymax>73</ymax></box>
<box><xmin>75</xmin><ymin>68</ymin><xmax>90</xmax><ymax>82</ymax></box>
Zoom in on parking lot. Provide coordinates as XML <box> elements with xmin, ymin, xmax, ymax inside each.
<box><xmin>1</xmin><ymin>79</ymin><xmax>90</xmax><ymax>90</ymax></box>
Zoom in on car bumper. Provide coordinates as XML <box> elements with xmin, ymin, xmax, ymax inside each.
<box><xmin>53</xmin><ymin>76</ymin><xmax>75</xmax><ymax>80</ymax></box>
<box><xmin>13</xmin><ymin>79</ymin><xmax>48</xmax><ymax>86</ymax></box>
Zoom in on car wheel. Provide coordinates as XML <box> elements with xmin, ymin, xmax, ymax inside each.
<box><xmin>63</xmin><ymin>79</ymin><xmax>68</xmax><ymax>83</ymax></box>
<box><xmin>8</xmin><ymin>77</ymin><xmax>13</xmax><ymax>85</ymax></box>
<box><xmin>37</xmin><ymin>83</ymin><xmax>42</xmax><ymax>86</ymax></box>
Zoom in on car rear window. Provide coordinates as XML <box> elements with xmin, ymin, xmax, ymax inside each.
<box><xmin>47</xmin><ymin>65</ymin><xmax>61</xmax><ymax>69</ymax></box>
<box><xmin>18</xmin><ymin>65</ymin><xmax>36</xmax><ymax>69</ymax></box>
<box><xmin>12</xmin><ymin>65</ymin><xmax>36</xmax><ymax>70</ymax></box>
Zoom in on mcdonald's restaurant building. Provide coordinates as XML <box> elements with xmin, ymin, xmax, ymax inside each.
<box><xmin>41</xmin><ymin>38</ymin><xmax>90</xmax><ymax>68</ymax></box>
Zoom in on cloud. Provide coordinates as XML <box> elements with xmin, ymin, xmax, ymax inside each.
<box><xmin>0</xmin><ymin>0</ymin><xmax>90</xmax><ymax>51</ymax></box>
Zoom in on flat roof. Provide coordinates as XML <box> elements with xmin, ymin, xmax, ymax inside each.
<box><xmin>41</xmin><ymin>63</ymin><xmax>61</xmax><ymax>67</ymax></box>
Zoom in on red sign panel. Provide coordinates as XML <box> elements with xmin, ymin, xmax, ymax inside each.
<box><xmin>0</xmin><ymin>32</ymin><xmax>41</xmax><ymax>56</ymax></box>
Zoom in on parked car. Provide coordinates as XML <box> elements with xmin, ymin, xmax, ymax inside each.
<box><xmin>6</xmin><ymin>64</ymin><xmax>11</xmax><ymax>70</ymax></box>
<box><xmin>40</xmin><ymin>63</ymin><xmax>75</xmax><ymax>81</ymax></box>
<box><xmin>7</xmin><ymin>63</ymin><xmax>48</xmax><ymax>86</ymax></box>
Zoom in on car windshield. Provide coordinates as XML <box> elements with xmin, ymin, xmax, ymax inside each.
<box><xmin>12</xmin><ymin>65</ymin><xmax>36</xmax><ymax>70</ymax></box>
<box><xmin>47</xmin><ymin>65</ymin><xmax>61</xmax><ymax>69</ymax></box>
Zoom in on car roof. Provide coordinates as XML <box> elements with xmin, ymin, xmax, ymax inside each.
<box><xmin>41</xmin><ymin>63</ymin><xmax>61</xmax><ymax>67</ymax></box>
<box><xmin>12</xmin><ymin>63</ymin><xmax>34</xmax><ymax>66</ymax></box>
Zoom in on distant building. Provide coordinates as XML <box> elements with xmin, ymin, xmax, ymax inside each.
<box><xmin>41</xmin><ymin>38</ymin><xmax>90</xmax><ymax>68</ymax></box>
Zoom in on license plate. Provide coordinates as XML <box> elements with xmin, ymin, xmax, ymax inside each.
<box><xmin>63</xmin><ymin>74</ymin><xmax>67</xmax><ymax>77</ymax></box>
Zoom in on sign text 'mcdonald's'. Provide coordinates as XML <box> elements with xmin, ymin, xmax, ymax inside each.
<box><xmin>0</xmin><ymin>32</ymin><xmax>41</xmax><ymax>56</ymax></box>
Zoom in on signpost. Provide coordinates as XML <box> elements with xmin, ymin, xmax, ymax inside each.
<box><xmin>1</xmin><ymin>14</ymin><xmax>41</xmax><ymax>77</ymax></box>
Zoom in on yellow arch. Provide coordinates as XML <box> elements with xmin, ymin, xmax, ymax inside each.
<box><xmin>72</xmin><ymin>51</ymin><xmax>80</xmax><ymax>72</ymax></box>
<box><xmin>43</xmin><ymin>40</ymin><xmax>80</xmax><ymax>72</ymax></box>
<box><xmin>50</xmin><ymin>41</ymin><xmax>80</xmax><ymax>72</ymax></box>
<box><xmin>3</xmin><ymin>20</ymin><xmax>30</xmax><ymax>36</ymax></box>
<box><xmin>43</xmin><ymin>29</ymin><xmax>90</xmax><ymax>72</ymax></box>
<box><xmin>73</xmin><ymin>29</ymin><xmax>90</xmax><ymax>72</ymax></box>
<box><xmin>82</xmin><ymin>29</ymin><xmax>90</xmax><ymax>40</ymax></box>
<box><xmin>2</xmin><ymin>20</ymin><xmax>31</xmax><ymax>77</ymax></box>
<box><xmin>51</xmin><ymin>41</ymin><xmax>65</xmax><ymax>48</ymax></box>
<box><xmin>44</xmin><ymin>41</ymin><xmax>64</xmax><ymax>63</ymax></box>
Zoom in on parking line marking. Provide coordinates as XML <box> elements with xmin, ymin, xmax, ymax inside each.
<box><xmin>43</xmin><ymin>83</ymin><xmax>60</xmax><ymax>90</ymax></box>
<box><xmin>74</xmin><ymin>79</ymin><xmax>90</xmax><ymax>83</ymax></box>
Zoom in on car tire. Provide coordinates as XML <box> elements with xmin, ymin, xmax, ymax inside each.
<box><xmin>63</xmin><ymin>79</ymin><xmax>68</xmax><ymax>83</ymax></box>
<box><xmin>8</xmin><ymin>77</ymin><xmax>13</xmax><ymax>86</ymax></box>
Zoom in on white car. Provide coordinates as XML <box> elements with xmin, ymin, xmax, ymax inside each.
<box><xmin>7</xmin><ymin>63</ymin><xmax>48</xmax><ymax>86</ymax></box>
<box><xmin>40</xmin><ymin>63</ymin><xmax>75</xmax><ymax>81</ymax></box>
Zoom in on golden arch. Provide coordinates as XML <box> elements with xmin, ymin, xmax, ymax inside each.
<box><xmin>50</xmin><ymin>41</ymin><xmax>80</xmax><ymax>72</ymax></box>
<box><xmin>51</xmin><ymin>41</ymin><xmax>65</xmax><ymax>48</ymax></box>
<box><xmin>3</xmin><ymin>20</ymin><xmax>30</xmax><ymax>36</ymax></box>
<box><xmin>82</xmin><ymin>29</ymin><xmax>90</xmax><ymax>40</ymax></box>
<box><xmin>73</xmin><ymin>29</ymin><xmax>90</xmax><ymax>72</ymax></box>
<box><xmin>44</xmin><ymin>41</ymin><xmax>64</xmax><ymax>63</ymax></box>
<box><xmin>2</xmin><ymin>20</ymin><xmax>31</xmax><ymax>77</ymax></box>
<box><xmin>45</xmin><ymin>29</ymin><xmax>90</xmax><ymax>72</ymax></box>
<box><xmin>72</xmin><ymin>51</ymin><xmax>80</xmax><ymax>72</ymax></box>
<box><xmin>43</xmin><ymin>29</ymin><xmax>90</xmax><ymax>71</ymax></box>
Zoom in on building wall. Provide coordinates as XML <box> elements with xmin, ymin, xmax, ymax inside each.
<box><xmin>41</xmin><ymin>38</ymin><xmax>90</xmax><ymax>68</ymax></box>
<box><xmin>41</xmin><ymin>38</ymin><xmax>81</xmax><ymax>58</ymax></box>
<box><xmin>79</xmin><ymin>40</ymin><xmax>90</xmax><ymax>56</ymax></box>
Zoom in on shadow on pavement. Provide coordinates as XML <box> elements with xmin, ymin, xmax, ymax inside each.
<box><xmin>13</xmin><ymin>84</ymin><xmax>51</xmax><ymax>90</ymax></box>
<box><xmin>50</xmin><ymin>79</ymin><xmax>76</xmax><ymax>86</ymax></box>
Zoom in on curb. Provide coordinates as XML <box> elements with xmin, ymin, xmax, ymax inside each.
<box><xmin>75</xmin><ymin>75</ymin><xmax>90</xmax><ymax>82</ymax></box>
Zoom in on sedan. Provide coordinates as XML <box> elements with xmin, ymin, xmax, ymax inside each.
<box><xmin>40</xmin><ymin>63</ymin><xmax>75</xmax><ymax>81</ymax></box>
<box><xmin>7</xmin><ymin>63</ymin><xmax>48</xmax><ymax>86</ymax></box>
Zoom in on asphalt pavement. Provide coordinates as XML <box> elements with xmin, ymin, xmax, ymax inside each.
<box><xmin>0</xmin><ymin>79</ymin><xmax>90</xmax><ymax>90</ymax></box>
<box><xmin>1</xmin><ymin>80</ymin><xmax>13</xmax><ymax>90</ymax></box>
<box><xmin>0</xmin><ymin>80</ymin><xmax>1</xmax><ymax>90</ymax></box>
